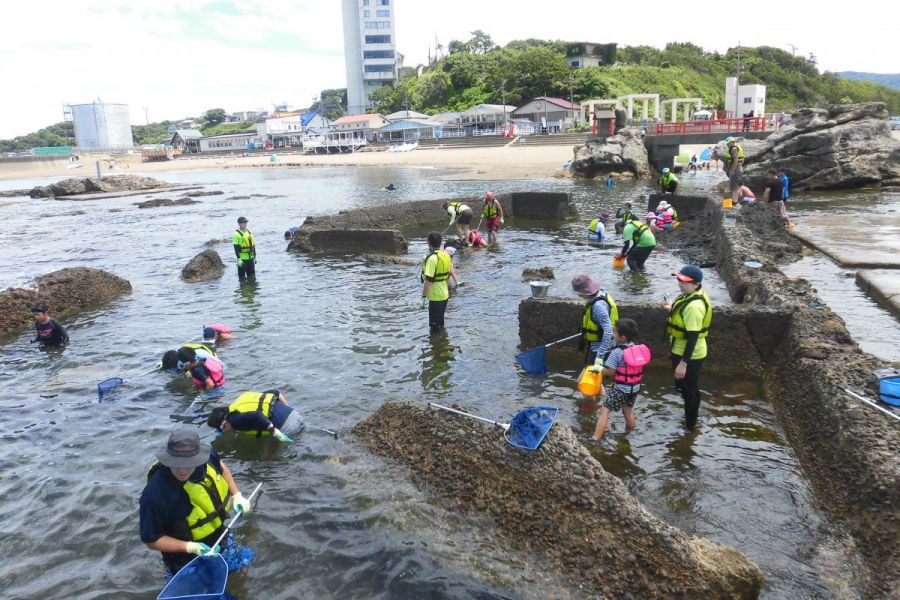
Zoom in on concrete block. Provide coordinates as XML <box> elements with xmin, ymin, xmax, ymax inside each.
<box><xmin>646</xmin><ymin>193</ymin><xmax>709</xmax><ymax>220</ymax></box>
<box><xmin>508</xmin><ymin>192</ymin><xmax>574</xmax><ymax>220</ymax></box>
<box><xmin>302</xmin><ymin>229</ymin><xmax>408</xmax><ymax>255</ymax></box>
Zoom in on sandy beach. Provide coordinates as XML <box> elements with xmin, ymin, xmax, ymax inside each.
<box><xmin>0</xmin><ymin>144</ymin><xmax>576</xmax><ymax>182</ymax></box>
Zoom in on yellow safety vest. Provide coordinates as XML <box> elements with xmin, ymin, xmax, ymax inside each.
<box><xmin>234</xmin><ymin>229</ymin><xmax>255</xmax><ymax>260</ymax></box>
<box><xmin>659</xmin><ymin>173</ymin><xmax>678</xmax><ymax>187</ymax></box>
<box><xmin>581</xmin><ymin>293</ymin><xmax>619</xmax><ymax>343</ymax></box>
<box><xmin>228</xmin><ymin>391</ymin><xmax>277</xmax><ymax>437</ymax></box>
<box><xmin>421</xmin><ymin>250</ymin><xmax>451</xmax><ymax>283</ymax></box>
<box><xmin>628</xmin><ymin>220</ymin><xmax>650</xmax><ymax>243</ymax></box>
<box><xmin>147</xmin><ymin>461</ymin><xmax>230</xmax><ymax>542</ymax></box>
<box><xmin>482</xmin><ymin>200</ymin><xmax>499</xmax><ymax>218</ymax></box>
<box><xmin>666</xmin><ymin>290</ymin><xmax>712</xmax><ymax>340</ymax></box>
<box><xmin>182</xmin><ymin>343</ymin><xmax>217</xmax><ymax>358</ymax></box>
<box><xmin>725</xmin><ymin>145</ymin><xmax>744</xmax><ymax>166</ymax></box>
<box><xmin>589</xmin><ymin>219</ymin><xmax>602</xmax><ymax>234</ymax></box>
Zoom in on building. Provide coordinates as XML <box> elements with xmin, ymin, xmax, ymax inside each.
<box><xmin>377</xmin><ymin>118</ymin><xmax>442</xmax><ymax>142</ymax></box>
<box><xmin>566</xmin><ymin>43</ymin><xmax>617</xmax><ymax>68</ymax></box>
<box><xmin>199</xmin><ymin>132</ymin><xmax>260</xmax><ymax>153</ymax></box>
<box><xmin>459</xmin><ymin>104</ymin><xmax>516</xmax><ymax>132</ymax></box>
<box><xmin>342</xmin><ymin>0</ymin><xmax>399</xmax><ymax>115</ymax></box>
<box><xmin>385</xmin><ymin>110</ymin><xmax>429</xmax><ymax>121</ymax></box>
<box><xmin>725</xmin><ymin>77</ymin><xmax>766</xmax><ymax>119</ymax></box>
<box><xmin>170</xmin><ymin>129</ymin><xmax>202</xmax><ymax>154</ymax></box>
<box><xmin>331</xmin><ymin>113</ymin><xmax>391</xmax><ymax>142</ymax></box>
<box><xmin>67</xmin><ymin>102</ymin><xmax>134</xmax><ymax>150</ymax></box>
<box><xmin>513</xmin><ymin>97</ymin><xmax>582</xmax><ymax>132</ymax></box>
<box><xmin>260</xmin><ymin>111</ymin><xmax>331</xmax><ymax>148</ymax></box>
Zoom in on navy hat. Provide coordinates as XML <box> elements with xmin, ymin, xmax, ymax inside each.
<box><xmin>31</xmin><ymin>303</ymin><xmax>49</xmax><ymax>313</ymax></box>
<box><xmin>237</xmin><ymin>216</ymin><xmax>248</xmax><ymax>223</ymax></box>
<box><xmin>203</xmin><ymin>327</ymin><xmax>217</xmax><ymax>342</ymax></box>
<box><xmin>673</xmin><ymin>265</ymin><xmax>703</xmax><ymax>283</ymax></box>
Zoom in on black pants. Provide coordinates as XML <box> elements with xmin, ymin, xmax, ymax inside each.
<box><xmin>626</xmin><ymin>246</ymin><xmax>653</xmax><ymax>271</ymax></box>
<box><xmin>238</xmin><ymin>258</ymin><xmax>256</xmax><ymax>280</ymax></box>
<box><xmin>662</xmin><ymin>182</ymin><xmax>677</xmax><ymax>193</ymax></box>
<box><xmin>428</xmin><ymin>299</ymin><xmax>448</xmax><ymax>332</ymax></box>
<box><xmin>670</xmin><ymin>354</ymin><xmax>705</xmax><ymax>430</ymax></box>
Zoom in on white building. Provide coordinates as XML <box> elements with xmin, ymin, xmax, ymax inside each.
<box><xmin>199</xmin><ymin>132</ymin><xmax>259</xmax><ymax>153</ymax></box>
<box><xmin>68</xmin><ymin>102</ymin><xmax>134</xmax><ymax>150</ymax></box>
<box><xmin>725</xmin><ymin>77</ymin><xmax>766</xmax><ymax>119</ymax></box>
<box><xmin>342</xmin><ymin>0</ymin><xmax>399</xmax><ymax>115</ymax></box>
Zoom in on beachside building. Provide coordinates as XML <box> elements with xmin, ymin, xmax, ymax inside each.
<box><xmin>377</xmin><ymin>118</ymin><xmax>442</xmax><ymax>142</ymax></box>
<box><xmin>170</xmin><ymin>129</ymin><xmax>202</xmax><ymax>154</ymax></box>
<box><xmin>566</xmin><ymin>43</ymin><xmax>617</xmax><ymax>68</ymax></box>
<box><xmin>385</xmin><ymin>110</ymin><xmax>430</xmax><ymax>121</ymax></box>
<box><xmin>459</xmin><ymin>104</ymin><xmax>517</xmax><ymax>134</ymax></box>
<box><xmin>513</xmin><ymin>97</ymin><xmax>582</xmax><ymax>132</ymax></box>
<box><xmin>199</xmin><ymin>131</ymin><xmax>260</xmax><ymax>153</ymax></box>
<box><xmin>331</xmin><ymin>113</ymin><xmax>391</xmax><ymax>142</ymax></box>
<box><xmin>260</xmin><ymin>111</ymin><xmax>331</xmax><ymax>147</ymax></box>
<box><xmin>725</xmin><ymin>77</ymin><xmax>766</xmax><ymax>119</ymax></box>
<box><xmin>342</xmin><ymin>0</ymin><xmax>400</xmax><ymax>115</ymax></box>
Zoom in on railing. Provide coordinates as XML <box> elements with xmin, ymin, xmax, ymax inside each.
<box><xmin>652</xmin><ymin>117</ymin><xmax>771</xmax><ymax>136</ymax></box>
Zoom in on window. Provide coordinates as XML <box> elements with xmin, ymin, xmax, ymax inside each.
<box><xmin>377</xmin><ymin>0</ymin><xmax>389</xmax><ymax>4</ymax></box>
<box><xmin>363</xmin><ymin>10</ymin><xmax>369</xmax><ymax>17</ymax></box>
<box><xmin>365</xmin><ymin>34</ymin><xmax>391</xmax><ymax>43</ymax></box>
<box><xmin>365</xmin><ymin>64</ymin><xmax>394</xmax><ymax>72</ymax></box>
<box><xmin>376</xmin><ymin>9</ymin><xmax>390</xmax><ymax>16</ymax></box>
<box><xmin>570</xmin><ymin>60</ymin><xmax>580</xmax><ymax>67</ymax></box>
<box><xmin>364</xmin><ymin>50</ymin><xmax>395</xmax><ymax>59</ymax></box>
<box><xmin>743</xmin><ymin>97</ymin><xmax>752</xmax><ymax>103</ymax></box>
<box><xmin>362</xmin><ymin>0</ymin><xmax>369</xmax><ymax>5</ymax></box>
<box><xmin>364</xmin><ymin>21</ymin><xmax>390</xmax><ymax>29</ymax></box>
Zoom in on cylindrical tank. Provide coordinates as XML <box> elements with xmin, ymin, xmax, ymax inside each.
<box><xmin>70</xmin><ymin>102</ymin><xmax>134</xmax><ymax>150</ymax></box>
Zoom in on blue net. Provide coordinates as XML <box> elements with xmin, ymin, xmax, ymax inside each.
<box><xmin>506</xmin><ymin>406</ymin><xmax>559</xmax><ymax>450</ymax></box>
<box><xmin>515</xmin><ymin>346</ymin><xmax>547</xmax><ymax>375</ymax></box>
<box><xmin>158</xmin><ymin>554</ymin><xmax>227</xmax><ymax>600</ymax></box>
<box><xmin>97</xmin><ymin>377</ymin><xmax>123</xmax><ymax>400</ymax></box>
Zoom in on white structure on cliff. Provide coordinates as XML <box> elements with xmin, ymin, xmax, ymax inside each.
<box><xmin>342</xmin><ymin>0</ymin><xmax>399</xmax><ymax>115</ymax></box>
<box><xmin>67</xmin><ymin>101</ymin><xmax>134</xmax><ymax>150</ymax></box>
<box><xmin>725</xmin><ymin>77</ymin><xmax>766</xmax><ymax>119</ymax></box>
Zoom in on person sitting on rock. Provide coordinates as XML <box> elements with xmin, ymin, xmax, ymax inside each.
<box><xmin>31</xmin><ymin>303</ymin><xmax>69</xmax><ymax>347</ymax></box>
<box><xmin>207</xmin><ymin>389</ymin><xmax>304</xmax><ymax>442</ymax></box>
<box><xmin>736</xmin><ymin>185</ymin><xmax>756</xmax><ymax>204</ymax></box>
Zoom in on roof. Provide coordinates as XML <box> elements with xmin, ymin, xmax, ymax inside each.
<box><xmin>528</xmin><ymin>97</ymin><xmax>581</xmax><ymax>111</ymax></box>
<box><xmin>460</xmin><ymin>104</ymin><xmax>517</xmax><ymax>117</ymax></box>
<box><xmin>174</xmin><ymin>129</ymin><xmax>202</xmax><ymax>139</ymax></box>
<box><xmin>333</xmin><ymin>113</ymin><xmax>385</xmax><ymax>125</ymax></box>
<box><xmin>299</xmin><ymin>111</ymin><xmax>321</xmax><ymax>127</ymax></box>
<box><xmin>386</xmin><ymin>110</ymin><xmax>430</xmax><ymax>121</ymax></box>
<box><xmin>378</xmin><ymin>119</ymin><xmax>441</xmax><ymax>132</ymax></box>
<box><xmin>201</xmin><ymin>132</ymin><xmax>258</xmax><ymax>140</ymax></box>
<box><xmin>430</xmin><ymin>111</ymin><xmax>461</xmax><ymax>123</ymax></box>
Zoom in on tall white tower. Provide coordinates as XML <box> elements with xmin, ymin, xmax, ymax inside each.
<box><xmin>342</xmin><ymin>0</ymin><xmax>399</xmax><ymax>115</ymax></box>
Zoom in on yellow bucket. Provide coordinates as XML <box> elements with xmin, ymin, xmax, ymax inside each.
<box><xmin>577</xmin><ymin>368</ymin><xmax>602</xmax><ymax>396</ymax></box>
<box><xmin>673</xmin><ymin>221</ymin><xmax>681</xmax><ymax>229</ymax></box>
<box><xmin>723</xmin><ymin>198</ymin><xmax>733</xmax><ymax>208</ymax></box>
<box><xmin>612</xmin><ymin>256</ymin><xmax>625</xmax><ymax>268</ymax></box>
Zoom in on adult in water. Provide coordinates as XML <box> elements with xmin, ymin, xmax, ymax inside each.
<box><xmin>441</xmin><ymin>201</ymin><xmax>473</xmax><ymax>245</ymax></box>
<box><xmin>139</xmin><ymin>428</ymin><xmax>252</xmax><ymax>574</ymax></box>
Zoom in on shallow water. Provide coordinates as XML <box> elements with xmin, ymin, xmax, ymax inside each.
<box><xmin>0</xmin><ymin>165</ymin><xmax>864</xmax><ymax>598</ymax></box>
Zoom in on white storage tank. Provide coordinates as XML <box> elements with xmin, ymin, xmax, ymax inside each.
<box><xmin>70</xmin><ymin>102</ymin><xmax>134</xmax><ymax>150</ymax></box>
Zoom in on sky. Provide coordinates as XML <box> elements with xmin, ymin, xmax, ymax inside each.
<box><xmin>0</xmin><ymin>0</ymin><xmax>895</xmax><ymax>139</ymax></box>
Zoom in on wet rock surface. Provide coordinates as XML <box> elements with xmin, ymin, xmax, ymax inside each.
<box><xmin>713</xmin><ymin>102</ymin><xmax>900</xmax><ymax>190</ymax></box>
<box><xmin>355</xmin><ymin>401</ymin><xmax>764</xmax><ymax>599</ymax></box>
<box><xmin>29</xmin><ymin>175</ymin><xmax>173</xmax><ymax>198</ymax></box>
<box><xmin>0</xmin><ymin>268</ymin><xmax>132</xmax><ymax>337</ymax></box>
<box><xmin>134</xmin><ymin>198</ymin><xmax>201</xmax><ymax>209</ymax></box>
<box><xmin>570</xmin><ymin>127</ymin><xmax>651</xmax><ymax>179</ymax></box>
<box><xmin>184</xmin><ymin>190</ymin><xmax>224</xmax><ymax>197</ymax></box>
<box><xmin>522</xmin><ymin>267</ymin><xmax>555</xmax><ymax>280</ymax></box>
<box><xmin>181</xmin><ymin>249</ymin><xmax>225</xmax><ymax>282</ymax></box>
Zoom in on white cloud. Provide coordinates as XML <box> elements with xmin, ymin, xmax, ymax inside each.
<box><xmin>0</xmin><ymin>0</ymin><xmax>893</xmax><ymax>139</ymax></box>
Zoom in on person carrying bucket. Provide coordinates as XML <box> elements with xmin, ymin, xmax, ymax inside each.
<box><xmin>618</xmin><ymin>218</ymin><xmax>656</xmax><ymax>272</ymax></box>
<box><xmin>139</xmin><ymin>428</ymin><xmax>253</xmax><ymax>575</ymax></box>
<box><xmin>572</xmin><ymin>274</ymin><xmax>618</xmax><ymax>403</ymax></box>
<box><xmin>481</xmin><ymin>191</ymin><xmax>505</xmax><ymax>244</ymax></box>
<box><xmin>586</xmin><ymin>318</ymin><xmax>650</xmax><ymax>441</ymax></box>
<box><xmin>206</xmin><ymin>389</ymin><xmax>303</xmax><ymax>442</ymax></box>
<box><xmin>664</xmin><ymin>265</ymin><xmax>713</xmax><ymax>433</ymax></box>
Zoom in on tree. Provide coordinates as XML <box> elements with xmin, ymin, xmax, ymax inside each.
<box><xmin>468</xmin><ymin>30</ymin><xmax>497</xmax><ymax>54</ymax></box>
<box><xmin>447</xmin><ymin>39</ymin><xmax>467</xmax><ymax>55</ymax></box>
<box><xmin>203</xmin><ymin>108</ymin><xmax>228</xmax><ymax>126</ymax></box>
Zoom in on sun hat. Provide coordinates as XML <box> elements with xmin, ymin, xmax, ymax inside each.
<box><xmin>657</xmin><ymin>201</ymin><xmax>670</xmax><ymax>210</ymax></box>
<box><xmin>673</xmin><ymin>265</ymin><xmax>704</xmax><ymax>283</ymax></box>
<box><xmin>155</xmin><ymin>428</ymin><xmax>211</xmax><ymax>469</ymax></box>
<box><xmin>571</xmin><ymin>274</ymin><xmax>600</xmax><ymax>296</ymax></box>
<box><xmin>599</xmin><ymin>212</ymin><xmax>610</xmax><ymax>223</ymax></box>
<box><xmin>445</xmin><ymin>246</ymin><xmax>457</xmax><ymax>256</ymax></box>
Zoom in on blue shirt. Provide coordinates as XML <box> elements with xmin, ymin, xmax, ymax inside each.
<box><xmin>779</xmin><ymin>175</ymin><xmax>790</xmax><ymax>200</ymax></box>
<box><xmin>228</xmin><ymin>400</ymin><xmax>294</xmax><ymax>431</ymax></box>
<box><xmin>589</xmin><ymin>295</ymin><xmax>614</xmax><ymax>356</ymax></box>
<box><xmin>139</xmin><ymin>452</ymin><xmax>222</xmax><ymax>544</ymax></box>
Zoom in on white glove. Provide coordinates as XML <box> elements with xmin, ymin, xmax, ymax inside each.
<box><xmin>186</xmin><ymin>541</ymin><xmax>218</xmax><ymax>555</ymax></box>
<box><xmin>272</xmin><ymin>428</ymin><xmax>292</xmax><ymax>443</ymax></box>
<box><xmin>232</xmin><ymin>491</ymin><xmax>251</xmax><ymax>515</ymax></box>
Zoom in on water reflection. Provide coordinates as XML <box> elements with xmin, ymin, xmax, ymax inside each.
<box><xmin>420</xmin><ymin>330</ymin><xmax>459</xmax><ymax>393</ymax></box>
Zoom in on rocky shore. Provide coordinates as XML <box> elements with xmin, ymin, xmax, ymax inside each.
<box><xmin>28</xmin><ymin>174</ymin><xmax>175</xmax><ymax>198</ymax></box>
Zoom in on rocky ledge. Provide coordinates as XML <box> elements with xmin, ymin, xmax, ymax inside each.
<box><xmin>570</xmin><ymin>127</ymin><xmax>651</xmax><ymax>179</ymax></box>
<box><xmin>29</xmin><ymin>175</ymin><xmax>174</xmax><ymax>198</ymax></box>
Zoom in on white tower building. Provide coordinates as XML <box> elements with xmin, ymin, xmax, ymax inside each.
<box><xmin>69</xmin><ymin>102</ymin><xmax>134</xmax><ymax>150</ymax></box>
<box><xmin>342</xmin><ymin>0</ymin><xmax>399</xmax><ymax>115</ymax></box>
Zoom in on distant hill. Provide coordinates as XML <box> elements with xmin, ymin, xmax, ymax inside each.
<box><xmin>837</xmin><ymin>72</ymin><xmax>900</xmax><ymax>90</ymax></box>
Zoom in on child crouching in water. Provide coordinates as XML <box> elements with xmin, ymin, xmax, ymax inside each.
<box><xmin>590</xmin><ymin>318</ymin><xmax>651</xmax><ymax>441</ymax></box>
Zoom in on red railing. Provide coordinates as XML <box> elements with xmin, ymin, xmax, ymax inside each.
<box><xmin>653</xmin><ymin>117</ymin><xmax>771</xmax><ymax>136</ymax></box>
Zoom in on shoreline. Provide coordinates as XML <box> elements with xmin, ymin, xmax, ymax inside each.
<box><xmin>0</xmin><ymin>145</ymin><xmax>577</xmax><ymax>182</ymax></box>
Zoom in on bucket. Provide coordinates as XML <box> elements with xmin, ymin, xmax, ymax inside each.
<box><xmin>612</xmin><ymin>256</ymin><xmax>625</xmax><ymax>268</ymax></box>
<box><xmin>577</xmin><ymin>368</ymin><xmax>601</xmax><ymax>396</ymax></box>
<box><xmin>529</xmin><ymin>281</ymin><xmax>550</xmax><ymax>299</ymax></box>
<box><xmin>723</xmin><ymin>198</ymin><xmax>733</xmax><ymax>208</ymax></box>
<box><xmin>880</xmin><ymin>377</ymin><xmax>900</xmax><ymax>406</ymax></box>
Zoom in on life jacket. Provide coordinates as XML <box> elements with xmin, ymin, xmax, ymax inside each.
<box><xmin>657</xmin><ymin>212</ymin><xmax>673</xmax><ymax>226</ymax></box>
<box><xmin>667</xmin><ymin>290</ymin><xmax>713</xmax><ymax>340</ymax></box>
<box><xmin>628</xmin><ymin>220</ymin><xmax>650</xmax><ymax>243</ymax></box>
<box><xmin>228</xmin><ymin>391</ymin><xmax>277</xmax><ymax>437</ymax></box>
<box><xmin>612</xmin><ymin>343</ymin><xmax>652</xmax><ymax>389</ymax></box>
<box><xmin>468</xmin><ymin>230</ymin><xmax>487</xmax><ymax>247</ymax></box>
<box><xmin>447</xmin><ymin>202</ymin><xmax>468</xmax><ymax>218</ymax></box>
<box><xmin>206</xmin><ymin>323</ymin><xmax>232</xmax><ymax>335</ymax></box>
<box><xmin>616</xmin><ymin>208</ymin><xmax>634</xmax><ymax>223</ymax></box>
<box><xmin>581</xmin><ymin>293</ymin><xmax>619</xmax><ymax>344</ymax></box>
<box><xmin>234</xmin><ymin>229</ymin><xmax>255</xmax><ymax>259</ymax></box>
<box><xmin>183</xmin><ymin>343</ymin><xmax>217</xmax><ymax>358</ymax></box>
<box><xmin>420</xmin><ymin>250</ymin><xmax>451</xmax><ymax>283</ymax></box>
<box><xmin>482</xmin><ymin>199</ymin><xmax>499</xmax><ymax>218</ymax></box>
<box><xmin>589</xmin><ymin>219</ymin><xmax>603</xmax><ymax>234</ymax></box>
<box><xmin>146</xmin><ymin>461</ymin><xmax>230</xmax><ymax>542</ymax></box>
<box><xmin>726</xmin><ymin>144</ymin><xmax>745</xmax><ymax>166</ymax></box>
<box><xmin>191</xmin><ymin>356</ymin><xmax>225</xmax><ymax>388</ymax></box>
<box><xmin>659</xmin><ymin>173</ymin><xmax>678</xmax><ymax>187</ymax></box>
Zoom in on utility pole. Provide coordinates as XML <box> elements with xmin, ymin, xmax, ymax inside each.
<box><xmin>501</xmin><ymin>79</ymin><xmax>508</xmax><ymax>131</ymax></box>
<box><xmin>143</xmin><ymin>106</ymin><xmax>149</xmax><ymax>125</ymax></box>
<box><xmin>568</xmin><ymin>71</ymin><xmax>575</xmax><ymax>130</ymax></box>
<box><xmin>734</xmin><ymin>42</ymin><xmax>742</xmax><ymax>120</ymax></box>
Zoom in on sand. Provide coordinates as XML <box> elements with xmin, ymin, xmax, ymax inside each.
<box><xmin>0</xmin><ymin>144</ymin><xmax>576</xmax><ymax>182</ymax></box>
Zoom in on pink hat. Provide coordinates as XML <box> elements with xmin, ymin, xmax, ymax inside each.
<box><xmin>445</xmin><ymin>246</ymin><xmax>457</xmax><ymax>256</ymax></box>
<box><xmin>571</xmin><ymin>274</ymin><xmax>600</xmax><ymax>296</ymax></box>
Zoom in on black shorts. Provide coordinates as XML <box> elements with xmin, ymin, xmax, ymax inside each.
<box><xmin>456</xmin><ymin>209</ymin><xmax>473</xmax><ymax>225</ymax></box>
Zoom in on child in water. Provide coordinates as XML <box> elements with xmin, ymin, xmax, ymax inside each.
<box><xmin>466</xmin><ymin>228</ymin><xmax>488</xmax><ymax>248</ymax></box>
<box><xmin>179</xmin><ymin>347</ymin><xmax>226</xmax><ymax>391</ymax></box>
<box><xmin>31</xmin><ymin>303</ymin><xmax>69</xmax><ymax>347</ymax></box>
<box><xmin>203</xmin><ymin>324</ymin><xmax>234</xmax><ymax>344</ymax></box>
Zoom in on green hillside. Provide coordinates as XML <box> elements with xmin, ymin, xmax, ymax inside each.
<box><xmin>372</xmin><ymin>38</ymin><xmax>900</xmax><ymax>116</ymax></box>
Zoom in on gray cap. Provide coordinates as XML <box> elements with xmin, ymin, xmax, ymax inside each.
<box><xmin>237</xmin><ymin>216</ymin><xmax>248</xmax><ymax>223</ymax></box>
<box><xmin>155</xmin><ymin>428</ymin><xmax>211</xmax><ymax>469</ymax></box>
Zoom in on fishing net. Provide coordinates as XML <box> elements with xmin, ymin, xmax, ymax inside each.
<box><xmin>515</xmin><ymin>346</ymin><xmax>547</xmax><ymax>375</ymax></box>
<box><xmin>97</xmin><ymin>377</ymin><xmax>123</xmax><ymax>400</ymax></box>
<box><xmin>505</xmin><ymin>406</ymin><xmax>558</xmax><ymax>450</ymax></box>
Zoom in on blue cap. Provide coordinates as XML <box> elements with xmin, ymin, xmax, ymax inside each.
<box><xmin>662</xmin><ymin>167</ymin><xmax>670</xmax><ymax>173</ymax></box>
<box><xmin>203</xmin><ymin>327</ymin><xmax>217</xmax><ymax>341</ymax></box>
<box><xmin>673</xmin><ymin>265</ymin><xmax>703</xmax><ymax>283</ymax></box>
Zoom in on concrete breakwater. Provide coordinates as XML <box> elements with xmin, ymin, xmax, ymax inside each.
<box><xmin>355</xmin><ymin>401</ymin><xmax>764</xmax><ymax>600</ymax></box>
<box><xmin>287</xmin><ymin>192</ymin><xmax>575</xmax><ymax>254</ymax></box>
<box><xmin>520</xmin><ymin>198</ymin><xmax>899</xmax><ymax>598</ymax></box>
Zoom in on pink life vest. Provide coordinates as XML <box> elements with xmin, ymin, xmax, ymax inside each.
<box><xmin>613</xmin><ymin>343</ymin><xmax>651</xmax><ymax>388</ymax></box>
<box><xmin>191</xmin><ymin>356</ymin><xmax>225</xmax><ymax>389</ymax></box>
<box><xmin>657</xmin><ymin>211</ymin><xmax>673</xmax><ymax>226</ymax></box>
<box><xmin>469</xmin><ymin>230</ymin><xmax>487</xmax><ymax>247</ymax></box>
<box><xmin>206</xmin><ymin>323</ymin><xmax>232</xmax><ymax>334</ymax></box>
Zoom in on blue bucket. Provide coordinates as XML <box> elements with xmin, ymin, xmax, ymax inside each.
<box><xmin>515</xmin><ymin>346</ymin><xmax>547</xmax><ymax>375</ymax></box>
<box><xmin>880</xmin><ymin>377</ymin><xmax>900</xmax><ymax>407</ymax></box>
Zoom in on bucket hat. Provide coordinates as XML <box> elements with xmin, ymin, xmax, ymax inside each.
<box><xmin>155</xmin><ymin>428</ymin><xmax>211</xmax><ymax>469</ymax></box>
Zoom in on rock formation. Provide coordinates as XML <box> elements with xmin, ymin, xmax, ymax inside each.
<box><xmin>135</xmin><ymin>198</ymin><xmax>201</xmax><ymax>209</ymax></box>
<box><xmin>181</xmin><ymin>250</ymin><xmax>226</xmax><ymax>282</ymax></box>
<box><xmin>29</xmin><ymin>175</ymin><xmax>173</xmax><ymax>198</ymax></box>
<box><xmin>570</xmin><ymin>127</ymin><xmax>651</xmax><ymax>179</ymax></box>
<box><xmin>0</xmin><ymin>267</ymin><xmax>132</xmax><ymax>338</ymax></box>
<box><xmin>714</xmin><ymin>102</ymin><xmax>900</xmax><ymax>190</ymax></box>
<box><xmin>355</xmin><ymin>401</ymin><xmax>764</xmax><ymax>599</ymax></box>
